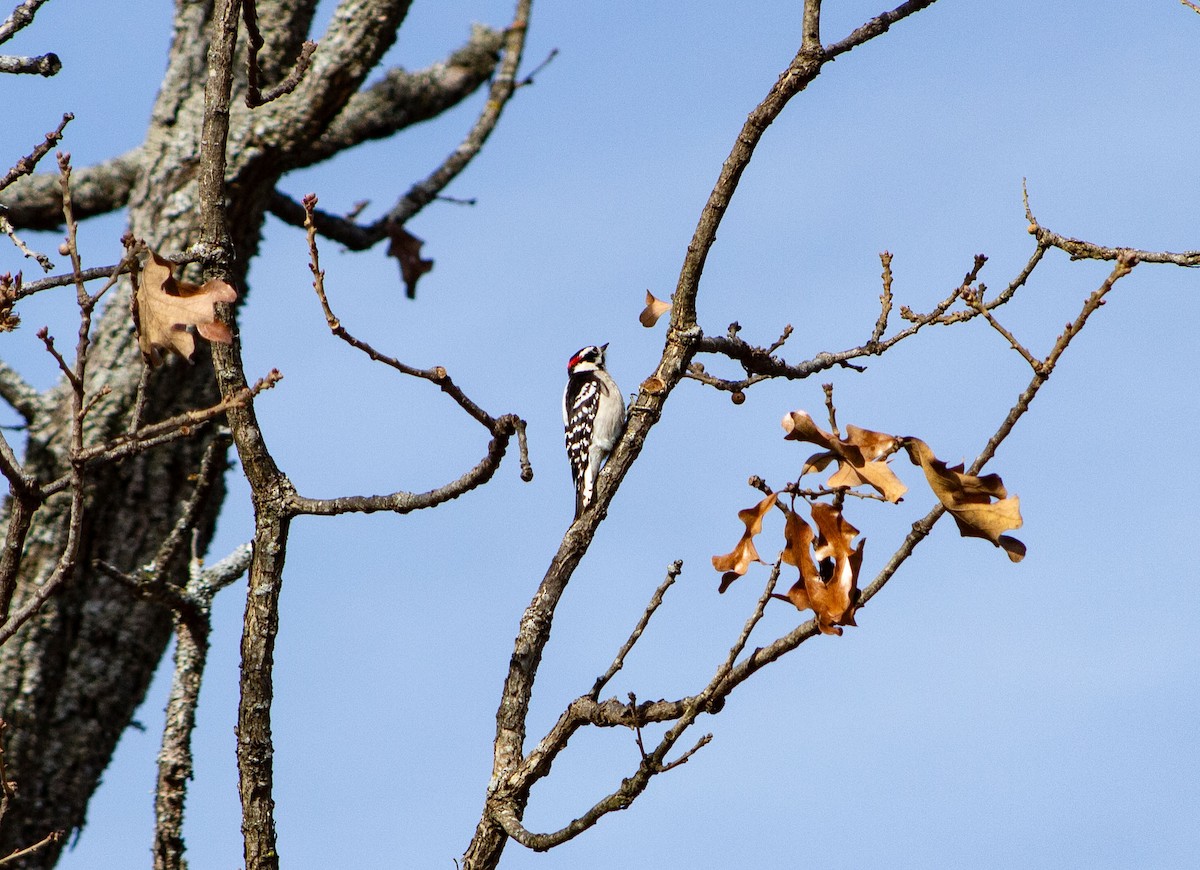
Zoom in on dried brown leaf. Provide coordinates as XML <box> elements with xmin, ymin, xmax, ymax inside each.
<box><xmin>902</xmin><ymin>437</ymin><xmax>1026</xmax><ymax>562</ymax></box>
<box><xmin>713</xmin><ymin>493</ymin><xmax>777</xmax><ymax>593</ymax></box>
<box><xmin>385</xmin><ymin>225</ymin><xmax>434</xmax><ymax>299</ymax></box>
<box><xmin>639</xmin><ymin>290</ymin><xmax>671</xmax><ymax>327</ymax></box>
<box><xmin>773</xmin><ymin>502</ymin><xmax>864</xmax><ymax>635</ymax></box>
<box><xmin>133</xmin><ymin>250</ymin><xmax>237</xmax><ymax>366</ymax></box>
<box><xmin>782</xmin><ymin>410</ymin><xmax>907</xmax><ymax>502</ymax></box>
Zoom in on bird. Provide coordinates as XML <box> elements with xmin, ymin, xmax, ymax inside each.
<box><xmin>563</xmin><ymin>343</ymin><xmax>625</xmax><ymax>518</ymax></box>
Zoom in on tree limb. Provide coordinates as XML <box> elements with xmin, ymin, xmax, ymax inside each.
<box><xmin>0</xmin><ymin>358</ymin><xmax>43</xmax><ymax>423</ymax></box>
<box><xmin>271</xmin><ymin>6</ymin><xmax>529</xmax><ymax>249</ymax></box>
<box><xmin>288</xmin><ymin>24</ymin><xmax>505</xmax><ymax>168</ymax></box>
<box><xmin>1025</xmin><ymin>186</ymin><xmax>1200</xmax><ymax>266</ymax></box>
<box><xmin>0</xmin><ymin>148</ymin><xmax>142</xmax><ymax>231</ymax></box>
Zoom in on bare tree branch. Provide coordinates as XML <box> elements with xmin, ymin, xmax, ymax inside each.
<box><xmin>242</xmin><ymin>0</ymin><xmax>317</xmax><ymax>107</ymax></box>
<box><xmin>590</xmin><ymin>561</ymin><xmax>682</xmax><ymax>700</ymax></box>
<box><xmin>0</xmin><ymin>112</ymin><xmax>70</xmax><ymax>193</ymax></box>
<box><xmin>0</xmin><ymin>358</ymin><xmax>43</xmax><ymax>423</ymax></box>
<box><xmin>271</xmin><ymin>2</ymin><xmax>531</xmax><ymax>249</ymax></box>
<box><xmin>0</xmin><ymin>148</ymin><xmax>142</xmax><ymax>230</ymax></box>
<box><xmin>0</xmin><ymin>829</ymin><xmax>63</xmax><ymax>867</ymax></box>
<box><xmin>0</xmin><ymin>51</ymin><xmax>59</xmax><ymax>76</ymax></box>
<box><xmin>0</xmin><ymin>0</ymin><xmax>51</xmax><ymax>44</ymax></box>
<box><xmin>1025</xmin><ymin>185</ymin><xmax>1200</xmax><ymax>266</ymax></box>
<box><xmin>287</xmin><ymin>24</ymin><xmax>506</xmax><ymax>168</ymax></box>
<box><xmin>464</xmin><ymin>4</ymin><xmax>966</xmax><ymax>866</ymax></box>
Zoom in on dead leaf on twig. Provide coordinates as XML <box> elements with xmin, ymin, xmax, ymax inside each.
<box><xmin>385</xmin><ymin>225</ymin><xmax>433</xmax><ymax>299</ymax></box>
<box><xmin>902</xmin><ymin>437</ymin><xmax>1025</xmax><ymax>562</ymax></box>
<box><xmin>775</xmin><ymin>502</ymin><xmax>864</xmax><ymax>635</ymax></box>
<box><xmin>639</xmin><ymin>290</ymin><xmax>671</xmax><ymax>327</ymax></box>
<box><xmin>712</xmin><ymin>493</ymin><xmax>777</xmax><ymax>593</ymax></box>
<box><xmin>782</xmin><ymin>410</ymin><xmax>907</xmax><ymax>503</ymax></box>
<box><xmin>132</xmin><ymin>249</ymin><xmax>237</xmax><ymax>366</ymax></box>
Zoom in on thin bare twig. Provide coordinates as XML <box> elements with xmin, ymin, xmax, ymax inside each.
<box><xmin>0</xmin><ymin>112</ymin><xmax>70</xmax><ymax>193</ymax></box>
<box><xmin>0</xmin><ymin>213</ymin><xmax>52</xmax><ymax>271</ymax></box>
<box><xmin>1024</xmin><ymin>182</ymin><xmax>1200</xmax><ymax>266</ymax></box>
<box><xmin>963</xmin><ymin>287</ymin><xmax>1041</xmax><ymax>371</ymax></box>
<box><xmin>0</xmin><ymin>482</ymin><xmax>84</xmax><ymax>646</ymax></box>
<box><xmin>590</xmin><ymin>561</ymin><xmax>682</xmax><ymax>699</ymax></box>
<box><xmin>41</xmin><ymin>371</ymin><xmax>280</xmax><ymax>496</ymax></box>
<box><xmin>289</xmin><ymin>195</ymin><xmax>531</xmax><ymax>516</ymax></box>
<box><xmin>858</xmin><ymin>254</ymin><xmax>1137</xmax><ymax>610</ymax></box>
<box><xmin>870</xmin><ymin>251</ymin><xmax>894</xmax><ymax>343</ymax></box>
<box><xmin>0</xmin><ymin>829</ymin><xmax>64</xmax><ymax>867</ymax></box>
<box><xmin>242</xmin><ymin>0</ymin><xmax>316</xmax><ymax>107</ymax></box>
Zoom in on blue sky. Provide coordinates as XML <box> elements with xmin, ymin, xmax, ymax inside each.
<box><xmin>3</xmin><ymin>1</ymin><xmax>1199</xmax><ymax>868</ymax></box>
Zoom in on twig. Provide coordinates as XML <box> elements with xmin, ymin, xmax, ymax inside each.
<box><xmin>0</xmin><ymin>112</ymin><xmax>70</xmax><ymax>193</ymax></box>
<box><xmin>858</xmin><ymin>255</ymin><xmax>1137</xmax><ymax>610</ymax></box>
<box><xmin>0</xmin><ymin>829</ymin><xmax>64</xmax><ymax>867</ymax></box>
<box><xmin>1024</xmin><ymin>181</ymin><xmax>1200</xmax><ymax>266</ymax></box>
<box><xmin>35</xmin><ymin>328</ymin><xmax>77</xmax><ymax>389</ymax></box>
<box><xmin>498</xmin><ymin>562</ymin><xmax>783</xmax><ymax>852</ymax></box>
<box><xmin>0</xmin><ymin>483</ymin><xmax>84</xmax><ymax>646</ymax></box>
<box><xmin>290</xmin><ymin>416</ymin><xmax>522</xmax><ymax>516</ymax></box>
<box><xmin>12</xmin><ymin>262</ymin><xmax>129</xmax><ymax>300</ymax></box>
<box><xmin>128</xmin><ymin>362</ymin><xmax>153</xmax><ymax>434</ymax></box>
<box><xmin>871</xmin><ymin>251</ymin><xmax>894</xmax><ymax>343</ymax></box>
<box><xmin>0</xmin><ymin>51</ymin><xmax>59</xmax><ymax>75</ymax></box>
<box><xmin>151</xmin><ymin>434</ymin><xmax>232</xmax><ymax>577</ymax></box>
<box><xmin>513</xmin><ymin>418</ymin><xmax>533</xmax><ymax>482</ymax></box>
<box><xmin>962</xmin><ymin>286</ymin><xmax>1041</xmax><ymax>371</ymax></box>
<box><xmin>0</xmin><ymin>213</ymin><xmax>52</xmax><ymax>271</ymax></box>
<box><xmin>517</xmin><ymin>47</ymin><xmax>557</xmax><ymax>87</ymax></box>
<box><xmin>289</xmin><ymin>195</ymin><xmax>531</xmax><ymax>514</ymax></box>
<box><xmin>822</xmin><ymin>383</ymin><xmax>838</xmax><ymax>435</ymax></box>
<box><xmin>301</xmin><ymin>194</ymin><xmax>499</xmax><ymax>426</ymax></box>
<box><xmin>242</xmin><ymin>0</ymin><xmax>316</xmax><ymax>107</ymax></box>
<box><xmin>41</xmin><ymin>371</ymin><xmax>280</xmax><ymax>495</ymax></box>
<box><xmin>0</xmin><ymin>720</ymin><xmax>12</xmax><ymax>827</ymax></box>
<box><xmin>691</xmin><ymin>245</ymin><xmax>1040</xmax><ymax>391</ymax></box>
<box><xmin>590</xmin><ymin>561</ymin><xmax>682</xmax><ymax>699</ymax></box>
<box><xmin>0</xmin><ymin>0</ymin><xmax>49</xmax><ymax>43</ymax></box>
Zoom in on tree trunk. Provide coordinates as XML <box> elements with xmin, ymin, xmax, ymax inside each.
<box><xmin>0</xmin><ymin>1</ymin><xmax>503</xmax><ymax>863</ymax></box>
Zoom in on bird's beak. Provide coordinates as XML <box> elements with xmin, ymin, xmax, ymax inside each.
<box><xmin>600</xmin><ymin>342</ymin><xmax>609</xmax><ymax>351</ymax></box>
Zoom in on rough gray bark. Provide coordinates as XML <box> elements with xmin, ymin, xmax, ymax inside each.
<box><xmin>0</xmin><ymin>1</ymin><xmax>506</xmax><ymax>865</ymax></box>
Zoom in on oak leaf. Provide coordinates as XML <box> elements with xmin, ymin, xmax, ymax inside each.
<box><xmin>774</xmin><ymin>502</ymin><xmax>864</xmax><ymax>635</ymax></box>
<box><xmin>133</xmin><ymin>250</ymin><xmax>237</xmax><ymax>366</ymax></box>
<box><xmin>902</xmin><ymin>437</ymin><xmax>1026</xmax><ymax>562</ymax></box>
<box><xmin>713</xmin><ymin>493</ymin><xmax>777</xmax><ymax>593</ymax></box>
<box><xmin>782</xmin><ymin>411</ymin><xmax>907</xmax><ymax>503</ymax></box>
<box><xmin>639</xmin><ymin>290</ymin><xmax>671</xmax><ymax>327</ymax></box>
<box><xmin>385</xmin><ymin>225</ymin><xmax>433</xmax><ymax>299</ymax></box>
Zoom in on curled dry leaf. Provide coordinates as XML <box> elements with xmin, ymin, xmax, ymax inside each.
<box><xmin>782</xmin><ymin>410</ymin><xmax>907</xmax><ymax>503</ymax></box>
<box><xmin>774</xmin><ymin>502</ymin><xmax>864</xmax><ymax>635</ymax></box>
<box><xmin>902</xmin><ymin>437</ymin><xmax>1026</xmax><ymax>562</ymax></box>
<box><xmin>639</xmin><ymin>290</ymin><xmax>671</xmax><ymax>327</ymax></box>
<box><xmin>712</xmin><ymin>492</ymin><xmax>777</xmax><ymax>593</ymax></box>
<box><xmin>133</xmin><ymin>249</ymin><xmax>237</xmax><ymax>366</ymax></box>
<box><xmin>385</xmin><ymin>224</ymin><xmax>434</xmax><ymax>299</ymax></box>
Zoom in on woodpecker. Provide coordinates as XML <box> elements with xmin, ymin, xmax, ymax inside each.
<box><xmin>563</xmin><ymin>343</ymin><xmax>625</xmax><ymax>518</ymax></box>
